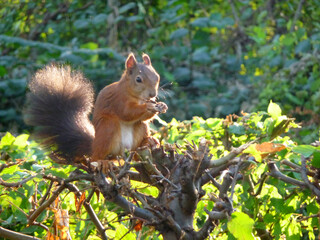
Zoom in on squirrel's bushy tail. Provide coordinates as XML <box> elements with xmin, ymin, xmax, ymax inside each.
<box><xmin>24</xmin><ymin>65</ymin><xmax>95</xmax><ymax>161</ymax></box>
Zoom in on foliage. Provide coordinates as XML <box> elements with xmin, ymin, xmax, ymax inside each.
<box><xmin>1</xmin><ymin>102</ymin><xmax>319</xmax><ymax>239</ymax></box>
<box><xmin>1</xmin><ymin>0</ymin><xmax>320</xmax><ymax>143</ymax></box>
<box><xmin>1</xmin><ymin>1</ymin><xmax>320</xmax><ymax>238</ymax></box>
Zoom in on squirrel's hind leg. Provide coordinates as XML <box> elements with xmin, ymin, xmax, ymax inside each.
<box><xmin>91</xmin><ymin>117</ymin><xmax>121</xmax><ymax>162</ymax></box>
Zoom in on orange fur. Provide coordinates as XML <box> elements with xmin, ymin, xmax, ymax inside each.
<box><xmin>91</xmin><ymin>53</ymin><xmax>167</xmax><ymax>161</ymax></box>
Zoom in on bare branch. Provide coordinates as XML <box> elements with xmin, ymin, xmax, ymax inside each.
<box><xmin>229</xmin><ymin>159</ymin><xmax>242</xmax><ymax>200</ymax></box>
<box><xmin>0</xmin><ymin>35</ymin><xmax>121</xmax><ymax>58</ymax></box>
<box><xmin>290</xmin><ymin>0</ymin><xmax>305</xmax><ymax>32</ymax></box>
<box><xmin>267</xmin><ymin>162</ymin><xmax>306</xmax><ymax>188</ymax></box>
<box><xmin>300</xmin><ymin>156</ymin><xmax>320</xmax><ymax>197</ymax></box>
<box><xmin>205</xmin><ymin>209</ymin><xmax>228</xmax><ymax>220</ymax></box>
<box><xmin>0</xmin><ymin>162</ymin><xmax>19</xmax><ymax>173</ymax></box>
<box><xmin>201</xmin><ymin>158</ymin><xmax>240</xmax><ymax>186</ymax></box>
<box><xmin>94</xmin><ymin>172</ymin><xmax>157</xmax><ymax>223</ymax></box>
<box><xmin>43</xmin><ymin>174</ymin><xmax>107</xmax><ymax>239</ymax></box>
<box><xmin>282</xmin><ymin>159</ymin><xmax>315</xmax><ymax>177</ymax></box>
<box><xmin>195</xmin><ymin>219</ymin><xmax>215</xmax><ymax>240</ymax></box>
<box><xmin>208</xmin><ymin>140</ymin><xmax>256</xmax><ymax>168</ymax></box>
<box><xmin>83</xmin><ymin>201</ymin><xmax>108</xmax><ymax>240</ymax></box>
<box><xmin>28</xmin><ymin>184</ymin><xmax>66</xmax><ymax>225</ymax></box>
<box><xmin>117</xmin><ymin>152</ymin><xmax>135</xmax><ymax>180</ymax></box>
<box><xmin>39</xmin><ymin>180</ymin><xmax>54</xmax><ymax>205</ymax></box>
<box><xmin>0</xmin><ymin>175</ymin><xmax>36</xmax><ymax>188</ymax></box>
<box><xmin>204</xmin><ymin>170</ymin><xmax>221</xmax><ymax>190</ymax></box>
<box><xmin>251</xmin><ymin>174</ymin><xmax>268</xmax><ymax>197</ymax></box>
<box><xmin>0</xmin><ymin>226</ymin><xmax>40</xmax><ymax>240</ymax></box>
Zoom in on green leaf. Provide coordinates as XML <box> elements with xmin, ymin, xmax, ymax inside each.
<box><xmin>293</xmin><ymin>145</ymin><xmax>316</xmax><ymax>158</ymax></box>
<box><xmin>92</xmin><ymin>13</ymin><xmax>108</xmax><ymax>25</ymax></box>
<box><xmin>285</xmin><ymin>92</ymin><xmax>303</xmax><ymax>105</ymax></box>
<box><xmin>229</xmin><ymin>124</ymin><xmax>246</xmax><ymax>135</ymax></box>
<box><xmin>119</xmin><ymin>2</ymin><xmax>136</xmax><ymax>14</ymax></box>
<box><xmin>74</xmin><ymin>19</ymin><xmax>89</xmax><ymax>29</ymax></box>
<box><xmin>311</xmin><ymin>151</ymin><xmax>320</xmax><ymax>168</ymax></box>
<box><xmin>206</xmin><ymin>118</ymin><xmax>222</xmax><ymax>128</ymax></box>
<box><xmin>170</xmin><ymin>28</ymin><xmax>188</xmax><ymax>40</ymax></box>
<box><xmin>13</xmin><ymin>134</ymin><xmax>29</xmax><ymax>148</ymax></box>
<box><xmin>0</xmin><ymin>165</ymin><xmax>19</xmax><ymax>178</ymax></box>
<box><xmin>115</xmin><ymin>224</ymin><xmax>135</xmax><ymax>240</ymax></box>
<box><xmin>191</xmin><ymin>17</ymin><xmax>210</xmax><ymax>27</ymax></box>
<box><xmin>0</xmin><ymin>132</ymin><xmax>15</xmax><ymax>148</ymax></box>
<box><xmin>295</xmin><ymin>40</ymin><xmax>311</xmax><ymax>54</ymax></box>
<box><xmin>267</xmin><ymin>100</ymin><xmax>282</xmax><ymax>118</ymax></box>
<box><xmin>45</xmin><ymin>168</ymin><xmax>68</xmax><ymax>179</ymax></box>
<box><xmin>227</xmin><ymin>212</ymin><xmax>254</xmax><ymax>240</ymax></box>
<box><xmin>81</xmin><ymin>42</ymin><xmax>98</xmax><ymax>50</ymax></box>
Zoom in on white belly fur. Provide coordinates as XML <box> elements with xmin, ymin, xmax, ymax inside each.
<box><xmin>120</xmin><ymin>122</ymin><xmax>134</xmax><ymax>150</ymax></box>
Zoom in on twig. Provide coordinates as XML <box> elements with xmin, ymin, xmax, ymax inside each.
<box><xmin>0</xmin><ymin>226</ymin><xmax>40</xmax><ymax>240</ymax></box>
<box><xmin>267</xmin><ymin>162</ymin><xmax>306</xmax><ymax>188</ymax></box>
<box><xmin>251</xmin><ymin>174</ymin><xmax>268</xmax><ymax>197</ymax></box>
<box><xmin>44</xmin><ymin>175</ymin><xmax>108</xmax><ymax>239</ymax></box>
<box><xmin>297</xmin><ymin>213</ymin><xmax>320</xmax><ymax>222</ymax></box>
<box><xmin>39</xmin><ymin>180</ymin><xmax>54</xmax><ymax>206</ymax></box>
<box><xmin>229</xmin><ymin>160</ymin><xmax>242</xmax><ymax>200</ymax></box>
<box><xmin>43</xmin><ymin>173</ymin><xmax>94</xmax><ymax>183</ymax></box>
<box><xmin>201</xmin><ymin>158</ymin><xmax>240</xmax><ymax>186</ymax></box>
<box><xmin>227</xmin><ymin>0</ymin><xmax>244</xmax><ymax>32</ymax></box>
<box><xmin>30</xmin><ymin>222</ymin><xmax>49</xmax><ymax>231</ymax></box>
<box><xmin>150</xmin><ymin>175</ymin><xmax>179</xmax><ymax>189</ymax></box>
<box><xmin>208</xmin><ymin>140</ymin><xmax>256</xmax><ymax>168</ymax></box>
<box><xmin>7</xmin><ymin>199</ymin><xmax>28</xmax><ymax>217</ymax></box>
<box><xmin>204</xmin><ymin>208</ymin><xmax>228</xmax><ymax>220</ymax></box>
<box><xmin>0</xmin><ymin>162</ymin><xmax>18</xmax><ymax>173</ymax></box>
<box><xmin>205</xmin><ymin>170</ymin><xmax>221</xmax><ymax>190</ymax></box>
<box><xmin>290</xmin><ymin>0</ymin><xmax>305</xmax><ymax>32</ymax></box>
<box><xmin>117</xmin><ymin>152</ymin><xmax>134</xmax><ymax>180</ymax></box>
<box><xmin>195</xmin><ymin>218</ymin><xmax>215</xmax><ymax>240</ymax></box>
<box><xmin>282</xmin><ymin>159</ymin><xmax>315</xmax><ymax>177</ymax></box>
<box><xmin>28</xmin><ymin>184</ymin><xmax>66</xmax><ymax>224</ymax></box>
<box><xmin>0</xmin><ymin>175</ymin><xmax>36</xmax><ymax>188</ymax></box>
<box><xmin>300</xmin><ymin>156</ymin><xmax>320</xmax><ymax>197</ymax></box>
<box><xmin>83</xmin><ymin>201</ymin><xmax>108</xmax><ymax>240</ymax></box>
<box><xmin>0</xmin><ymin>35</ymin><xmax>123</xmax><ymax>59</ymax></box>
<box><xmin>94</xmin><ymin>172</ymin><xmax>157</xmax><ymax>223</ymax></box>
<box><xmin>166</xmin><ymin>215</ymin><xmax>185</xmax><ymax>239</ymax></box>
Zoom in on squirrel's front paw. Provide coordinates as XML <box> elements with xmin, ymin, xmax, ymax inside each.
<box><xmin>146</xmin><ymin>102</ymin><xmax>158</xmax><ymax>113</ymax></box>
<box><xmin>155</xmin><ymin>102</ymin><xmax>168</xmax><ymax>113</ymax></box>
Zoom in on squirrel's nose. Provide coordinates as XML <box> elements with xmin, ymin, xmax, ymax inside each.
<box><xmin>149</xmin><ymin>92</ymin><xmax>157</xmax><ymax>98</ymax></box>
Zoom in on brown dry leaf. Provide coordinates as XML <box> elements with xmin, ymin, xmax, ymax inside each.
<box><xmin>75</xmin><ymin>192</ymin><xmax>86</xmax><ymax>213</ymax></box>
<box><xmin>46</xmin><ymin>231</ymin><xmax>55</xmax><ymax>240</ymax></box>
<box><xmin>241</xmin><ymin>110</ymin><xmax>248</xmax><ymax>116</ymax></box>
<box><xmin>74</xmin><ymin>193</ymin><xmax>78</xmax><ymax>211</ymax></box>
<box><xmin>255</xmin><ymin>142</ymin><xmax>286</xmax><ymax>158</ymax></box>
<box><xmin>134</xmin><ymin>220</ymin><xmax>143</xmax><ymax>231</ymax></box>
<box><xmin>95</xmin><ymin>189</ymin><xmax>100</xmax><ymax>202</ymax></box>
<box><xmin>53</xmin><ymin>195</ymin><xmax>60</xmax><ymax>209</ymax></box>
<box><xmin>54</xmin><ymin>209</ymin><xmax>71</xmax><ymax>240</ymax></box>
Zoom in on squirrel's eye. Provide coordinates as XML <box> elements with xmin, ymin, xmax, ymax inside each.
<box><xmin>136</xmin><ymin>76</ymin><xmax>142</xmax><ymax>83</ymax></box>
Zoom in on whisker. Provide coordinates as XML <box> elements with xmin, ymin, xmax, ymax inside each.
<box><xmin>160</xmin><ymin>82</ymin><xmax>173</xmax><ymax>89</ymax></box>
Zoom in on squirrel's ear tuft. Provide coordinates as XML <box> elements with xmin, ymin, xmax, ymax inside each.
<box><xmin>142</xmin><ymin>53</ymin><xmax>151</xmax><ymax>66</ymax></box>
<box><xmin>125</xmin><ymin>53</ymin><xmax>137</xmax><ymax>69</ymax></box>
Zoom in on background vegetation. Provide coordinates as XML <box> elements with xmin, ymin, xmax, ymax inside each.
<box><xmin>1</xmin><ymin>0</ymin><xmax>320</xmax><ymax>142</ymax></box>
<box><xmin>1</xmin><ymin>0</ymin><xmax>320</xmax><ymax>239</ymax></box>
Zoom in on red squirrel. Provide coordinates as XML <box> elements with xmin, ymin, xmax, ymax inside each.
<box><xmin>25</xmin><ymin>53</ymin><xmax>167</xmax><ymax>164</ymax></box>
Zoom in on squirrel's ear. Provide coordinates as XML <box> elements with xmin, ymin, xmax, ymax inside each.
<box><xmin>142</xmin><ymin>53</ymin><xmax>151</xmax><ymax>66</ymax></box>
<box><xmin>125</xmin><ymin>53</ymin><xmax>137</xmax><ymax>69</ymax></box>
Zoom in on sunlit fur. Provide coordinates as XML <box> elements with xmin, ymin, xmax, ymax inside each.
<box><xmin>91</xmin><ymin>53</ymin><xmax>160</xmax><ymax>161</ymax></box>
<box><xmin>25</xmin><ymin>65</ymin><xmax>95</xmax><ymax>161</ymax></box>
